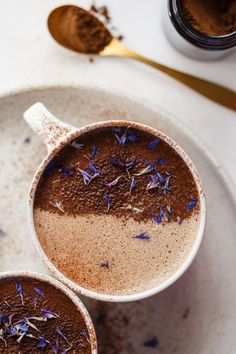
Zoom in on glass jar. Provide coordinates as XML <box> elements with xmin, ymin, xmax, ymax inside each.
<box><xmin>162</xmin><ymin>0</ymin><xmax>236</xmax><ymax>60</ymax></box>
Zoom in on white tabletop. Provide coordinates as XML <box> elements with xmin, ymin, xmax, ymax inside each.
<box><xmin>0</xmin><ymin>0</ymin><xmax>236</xmax><ymax>183</ymax></box>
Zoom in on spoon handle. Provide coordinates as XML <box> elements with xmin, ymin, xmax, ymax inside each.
<box><xmin>102</xmin><ymin>39</ymin><xmax>236</xmax><ymax>112</ymax></box>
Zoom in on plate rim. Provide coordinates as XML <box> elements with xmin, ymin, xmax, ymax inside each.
<box><xmin>0</xmin><ymin>82</ymin><xmax>235</xmax><ymax>209</ymax></box>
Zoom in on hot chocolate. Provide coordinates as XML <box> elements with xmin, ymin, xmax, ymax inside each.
<box><xmin>34</xmin><ymin>124</ymin><xmax>200</xmax><ymax>295</ymax></box>
<box><xmin>0</xmin><ymin>277</ymin><xmax>92</xmax><ymax>353</ymax></box>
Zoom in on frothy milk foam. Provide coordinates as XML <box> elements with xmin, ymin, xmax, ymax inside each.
<box><xmin>34</xmin><ymin>212</ymin><xmax>199</xmax><ymax>295</ymax></box>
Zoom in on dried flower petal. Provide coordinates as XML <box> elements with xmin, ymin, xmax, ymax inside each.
<box><xmin>91</xmin><ymin>145</ymin><xmax>98</xmax><ymax>160</ymax></box>
<box><xmin>106</xmin><ymin>176</ymin><xmax>122</xmax><ymax>188</ymax></box>
<box><xmin>130</xmin><ymin>178</ymin><xmax>137</xmax><ymax>193</ymax></box>
<box><xmin>62</xmin><ymin>347</ymin><xmax>73</xmax><ymax>354</ymax></box>
<box><xmin>112</xmin><ymin>127</ymin><xmax>121</xmax><ymax>134</ymax></box>
<box><xmin>111</xmin><ymin>157</ymin><xmax>125</xmax><ymax>168</ymax></box>
<box><xmin>167</xmin><ymin>205</ymin><xmax>172</xmax><ymax>219</ymax></box>
<box><xmin>177</xmin><ymin>216</ymin><xmax>183</xmax><ymax>225</ymax></box>
<box><xmin>4</xmin><ymin>300</ymin><xmax>11</xmax><ymax>308</ymax></box>
<box><xmin>41</xmin><ymin>309</ymin><xmax>58</xmax><ymax>319</ymax></box>
<box><xmin>60</xmin><ymin>167</ymin><xmax>75</xmax><ymax>179</ymax></box>
<box><xmin>56</xmin><ymin>327</ymin><xmax>72</xmax><ymax>346</ymax></box>
<box><xmin>37</xmin><ymin>336</ymin><xmax>47</xmax><ymax>349</ymax></box>
<box><xmin>16</xmin><ymin>322</ymin><xmax>29</xmax><ymax>332</ymax></box>
<box><xmin>147</xmin><ymin>139</ymin><xmax>160</xmax><ymax>150</ymax></box>
<box><xmin>50</xmin><ymin>201</ymin><xmax>64</xmax><ymax>213</ymax></box>
<box><xmin>114</xmin><ymin>131</ymin><xmax>127</xmax><ymax>146</ymax></box>
<box><xmin>152</xmin><ymin>213</ymin><xmax>162</xmax><ymax>225</ymax></box>
<box><xmin>89</xmin><ymin>161</ymin><xmax>101</xmax><ymax>175</ymax></box>
<box><xmin>127</xmin><ymin>132</ymin><xmax>139</xmax><ymax>142</ymax></box>
<box><xmin>104</xmin><ymin>195</ymin><xmax>111</xmax><ymax>212</ymax></box>
<box><xmin>80</xmin><ymin>329</ymin><xmax>90</xmax><ymax>343</ymax></box>
<box><xmin>16</xmin><ymin>284</ymin><xmax>24</xmax><ymax>305</ymax></box>
<box><xmin>134</xmin><ymin>163</ymin><xmax>155</xmax><ymax>176</ymax></box>
<box><xmin>55</xmin><ymin>339</ymin><xmax>60</xmax><ymax>354</ymax></box>
<box><xmin>70</xmin><ymin>141</ymin><xmax>84</xmax><ymax>150</ymax></box>
<box><xmin>163</xmin><ymin>176</ymin><xmax>171</xmax><ymax>194</ymax></box>
<box><xmin>186</xmin><ymin>199</ymin><xmax>197</xmax><ymax>211</ymax></box>
<box><xmin>111</xmin><ymin>157</ymin><xmax>136</xmax><ymax>173</ymax></box>
<box><xmin>143</xmin><ymin>336</ymin><xmax>159</xmax><ymax>348</ymax></box>
<box><xmin>16</xmin><ymin>332</ymin><xmax>26</xmax><ymax>343</ymax></box>
<box><xmin>0</xmin><ymin>315</ymin><xmax>8</xmax><ymax>327</ymax></box>
<box><xmin>113</xmin><ymin>129</ymin><xmax>139</xmax><ymax>146</ymax></box>
<box><xmin>133</xmin><ymin>232</ymin><xmax>150</xmax><ymax>240</ymax></box>
<box><xmin>125</xmin><ymin>204</ymin><xmax>143</xmax><ymax>214</ymax></box>
<box><xmin>78</xmin><ymin>168</ymin><xmax>98</xmax><ymax>185</ymax></box>
<box><xmin>25</xmin><ymin>319</ymin><xmax>40</xmax><ymax>332</ymax></box>
<box><xmin>160</xmin><ymin>207</ymin><xmax>168</xmax><ymax>222</ymax></box>
<box><xmin>100</xmin><ymin>261</ymin><xmax>109</xmax><ymax>269</ymax></box>
<box><xmin>125</xmin><ymin>159</ymin><xmax>136</xmax><ymax>173</ymax></box>
<box><xmin>33</xmin><ymin>287</ymin><xmax>44</xmax><ymax>298</ymax></box>
<box><xmin>156</xmin><ymin>170</ymin><xmax>165</xmax><ymax>184</ymax></box>
<box><xmin>147</xmin><ymin>175</ymin><xmax>160</xmax><ymax>190</ymax></box>
<box><xmin>156</xmin><ymin>159</ymin><xmax>169</xmax><ymax>166</ymax></box>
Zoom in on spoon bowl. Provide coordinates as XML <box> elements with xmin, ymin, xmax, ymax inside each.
<box><xmin>48</xmin><ymin>5</ymin><xmax>112</xmax><ymax>54</ymax></box>
<box><xmin>47</xmin><ymin>4</ymin><xmax>236</xmax><ymax>111</ymax></box>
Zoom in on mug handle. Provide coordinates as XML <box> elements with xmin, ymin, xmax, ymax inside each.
<box><xmin>23</xmin><ymin>102</ymin><xmax>77</xmax><ymax>152</ymax></box>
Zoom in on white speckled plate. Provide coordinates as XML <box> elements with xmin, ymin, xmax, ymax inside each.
<box><xmin>0</xmin><ymin>86</ymin><xmax>235</xmax><ymax>354</ymax></box>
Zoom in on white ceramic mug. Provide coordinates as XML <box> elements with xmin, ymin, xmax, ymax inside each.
<box><xmin>0</xmin><ymin>270</ymin><xmax>97</xmax><ymax>353</ymax></box>
<box><xmin>24</xmin><ymin>102</ymin><xmax>206</xmax><ymax>302</ymax></box>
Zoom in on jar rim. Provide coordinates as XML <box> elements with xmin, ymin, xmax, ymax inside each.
<box><xmin>168</xmin><ymin>0</ymin><xmax>236</xmax><ymax>51</ymax></box>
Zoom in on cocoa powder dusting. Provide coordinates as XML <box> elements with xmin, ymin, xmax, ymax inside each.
<box><xmin>63</xmin><ymin>6</ymin><xmax>112</xmax><ymax>54</ymax></box>
<box><xmin>76</xmin><ymin>7</ymin><xmax>112</xmax><ymax>53</ymax></box>
<box><xmin>34</xmin><ymin>125</ymin><xmax>199</xmax><ymax>223</ymax></box>
<box><xmin>182</xmin><ymin>0</ymin><xmax>236</xmax><ymax>36</ymax></box>
<box><xmin>0</xmin><ymin>278</ymin><xmax>92</xmax><ymax>353</ymax></box>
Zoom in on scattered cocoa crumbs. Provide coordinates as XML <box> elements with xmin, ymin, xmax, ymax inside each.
<box><xmin>117</xmin><ymin>34</ymin><xmax>124</xmax><ymax>41</ymax></box>
<box><xmin>89</xmin><ymin>3</ymin><xmax>124</xmax><ymax>41</ymax></box>
<box><xmin>90</xmin><ymin>4</ymin><xmax>111</xmax><ymax>23</ymax></box>
<box><xmin>34</xmin><ymin>125</ymin><xmax>199</xmax><ymax>224</ymax></box>
<box><xmin>182</xmin><ymin>306</ymin><xmax>190</xmax><ymax>319</ymax></box>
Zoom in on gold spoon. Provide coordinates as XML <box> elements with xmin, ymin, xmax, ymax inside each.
<box><xmin>48</xmin><ymin>5</ymin><xmax>236</xmax><ymax>112</ymax></box>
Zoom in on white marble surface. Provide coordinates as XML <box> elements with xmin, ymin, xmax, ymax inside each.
<box><xmin>0</xmin><ymin>0</ymin><xmax>235</xmax><ymax>182</ymax></box>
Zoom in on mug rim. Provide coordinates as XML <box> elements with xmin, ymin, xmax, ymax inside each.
<box><xmin>28</xmin><ymin>119</ymin><xmax>206</xmax><ymax>302</ymax></box>
<box><xmin>0</xmin><ymin>270</ymin><xmax>97</xmax><ymax>353</ymax></box>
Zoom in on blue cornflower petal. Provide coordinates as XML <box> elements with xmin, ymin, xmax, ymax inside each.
<box><xmin>33</xmin><ymin>287</ymin><xmax>44</xmax><ymax>298</ymax></box>
<box><xmin>16</xmin><ymin>284</ymin><xmax>24</xmax><ymax>305</ymax></box>
<box><xmin>147</xmin><ymin>139</ymin><xmax>160</xmax><ymax>150</ymax></box>
<box><xmin>41</xmin><ymin>309</ymin><xmax>58</xmax><ymax>319</ymax></box>
<box><xmin>143</xmin><ymin>336</ymin><xmax>159</xmax><ymax>348</ymax></box>
<box><xmin>104</xmin><ymin>195</ymin><xmax>111</xmax><ymax>212</ymax></box>
<box><xmin>186</xmin><ymin>199</ymin><xmax>198</xmax><ymax>211</ymax></box>
<box><xmin>133</xmin><ymin>232</ymin><xmax>150</xmax><ymax>240</ymax></box>
<box><xmin>89</xmin><ymin>161</ymin><xmax>101</xmax><ymax>175</ymax></box>
<box><xmin>160</xmin><ymin>207</ymin><xmax>168</xmax><ymax>222</ymax></box>
<box><xmin>37</xmin><ymin>336</ymin><xmax>47</xmax><ymax>349</ymax></box>
<box><xmin>152</xmin><ymin>213</ymin><xmax>162</xmax><ymax>225</ymax></box>
<box><xmin>91</xmin><ymin>145</ymin><xmax>98</xmax><ymax>160</ymax></box>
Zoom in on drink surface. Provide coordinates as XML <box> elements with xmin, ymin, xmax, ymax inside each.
<box><xmin>34</xmin><ymin>125</ymin><xmax>200</xmax><ymax>295</ymax></box>
<box><xmin>0</xmin><ymin>277</ymin><xmax>92</xmax><ymax>353</ymax></box>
